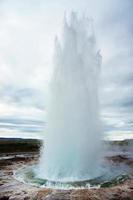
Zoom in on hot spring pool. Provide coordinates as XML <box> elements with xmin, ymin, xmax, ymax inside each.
<box><xmin>14</xmin><ymin>164</ymin><xmax>128</xmax><ymax>189</ymax></box>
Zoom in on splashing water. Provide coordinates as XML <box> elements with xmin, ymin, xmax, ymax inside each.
<box><xmin>38</xmin><ymin>12</ymin><xmax>102</xmax><ymax>182</ymax></box>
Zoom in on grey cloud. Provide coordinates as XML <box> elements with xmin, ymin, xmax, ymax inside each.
<box><xmin>0</xmin><ymin>86</ymin><xmax>45</xmax><ymax>109</ymax></box>
<box><xmin>0</xmin><ymin>116</ymin><xmax>44</xmax><ymax>134</ymax></box>
<box><xmin>0</xmin><ymin>0</ymin><xmax>133</xmax><ymax>136</ymax></box>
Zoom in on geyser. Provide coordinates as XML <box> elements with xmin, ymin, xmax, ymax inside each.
<box><xmin>38</xmin><ymin>12</ymin><xmax>102</xmax><ymax>182</ymax></box>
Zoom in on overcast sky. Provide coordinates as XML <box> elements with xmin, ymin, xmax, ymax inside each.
<box><xmin>0</xmin><ymin>0</ymin><xmax>133</xmax><ymax>139</ymax></box>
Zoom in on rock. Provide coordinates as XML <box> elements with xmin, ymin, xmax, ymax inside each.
<box><xmin>34</xmin><ymin>189</ymin><xmax>53</xmax><ymax>200</ymax></box>
<box><xmin>0</xmin><ymin>138</ymin><xmax>133</xmax><ymax>200</ymax></box>
<box><xmin>9</xmin><ymin>196</ymin><xmax>30</xmax><ymax>200</ymax></box>
<box><xmin>0</xmin><ymin>197</ymin><xmax>9</xmax><ymax>200</ymax></box>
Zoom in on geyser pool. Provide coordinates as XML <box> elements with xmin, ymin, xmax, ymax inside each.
<box><xmin>39</xmin><ymin>12</ymin><xmax>102</xmax><ymax>182</ymax></box>
<box><xmin>14</xmin><ymin>164</ymin><xmax>129</xmax><ymax>189</ymax></box>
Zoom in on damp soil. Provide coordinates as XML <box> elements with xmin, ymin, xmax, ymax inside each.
<box><xmin>0</xmin><ymin>138</ymin><xmax>133</xmax><ymax>200</ymax></box>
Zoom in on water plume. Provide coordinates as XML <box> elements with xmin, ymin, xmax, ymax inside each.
<box><xmin>38</xmin><ymin>12</ymin><xmax>102</xmax><ymax>182</ymax></box>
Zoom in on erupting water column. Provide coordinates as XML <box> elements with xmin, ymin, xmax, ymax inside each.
<box><xmin>38</xmin><ymin>12</ymin><xmax>102</xmax><ymax>182</ymax></box>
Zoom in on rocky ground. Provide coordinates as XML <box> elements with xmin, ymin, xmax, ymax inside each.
<box><xmin>0</xmin><ymin>138</ymin><xmax>133</xmax><ymax>200</ymax></box>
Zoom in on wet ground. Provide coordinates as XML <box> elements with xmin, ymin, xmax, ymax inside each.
<box><xmin>0</xmin><ymin>138</ymin><xmax>133</xmax><ymax>200</ymax></box>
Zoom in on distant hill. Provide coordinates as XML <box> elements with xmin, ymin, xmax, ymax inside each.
<box><xmin>0</xmin><ymin>138</ymin><xmax>42</xmax><ymax>153</ymax></box>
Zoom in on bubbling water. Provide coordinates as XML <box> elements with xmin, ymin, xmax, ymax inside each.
<box><xmin>38</xmin><ymin>12</ymin><xmax>102</xmax><ymax>182</ymax></box>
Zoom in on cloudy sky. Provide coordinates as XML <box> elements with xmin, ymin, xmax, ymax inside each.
<box><xmin>0</xmin><ymin>0</ymin><xmax>133</xmax><ymax>140</ymax></box>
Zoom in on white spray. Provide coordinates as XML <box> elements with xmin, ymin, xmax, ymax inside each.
<box><xmin>38</xmin><ymin>12</ymin><xmax>102</xmax><ymax>182</ymax></box>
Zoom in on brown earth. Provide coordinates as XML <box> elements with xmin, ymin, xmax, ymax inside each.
<box><xmin>0</xmin><ymin>138</ymin><xmax>133</xmax><ymax>200</ymax></box>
